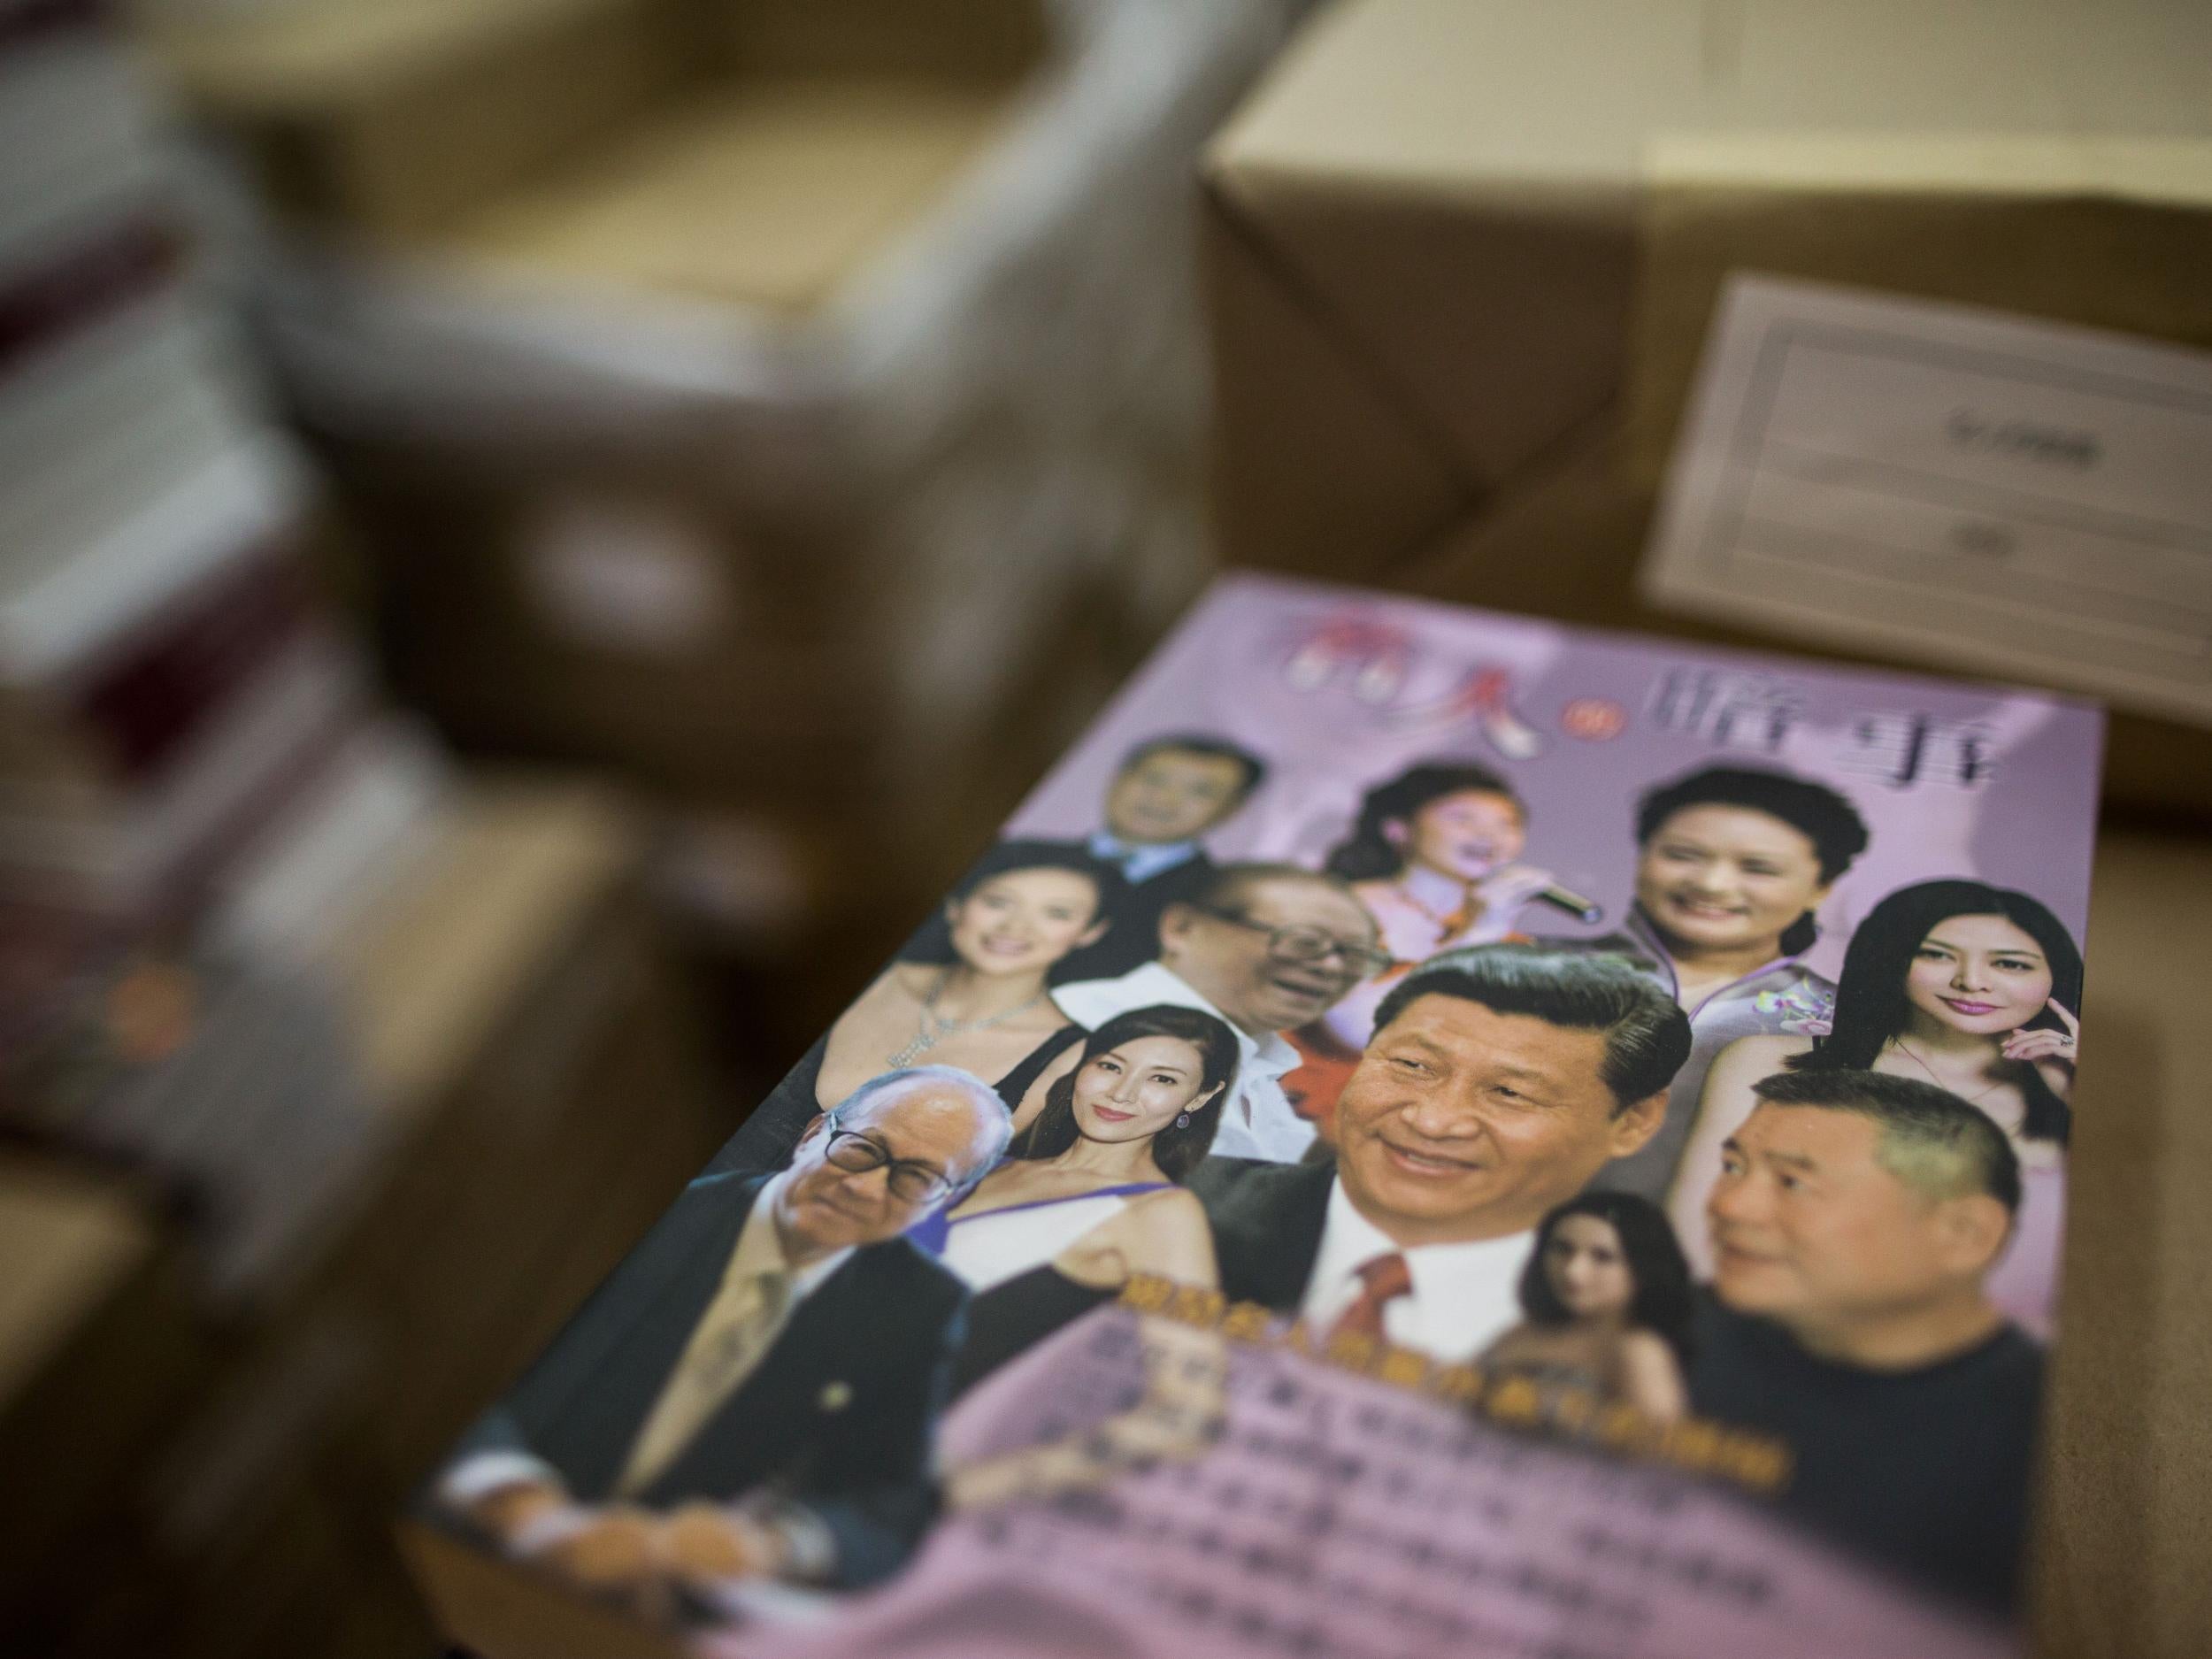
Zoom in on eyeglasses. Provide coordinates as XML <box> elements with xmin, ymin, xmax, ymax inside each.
<box><xmin>819</xmin><ymin>1110</ymin><xmax>957</xmax><ymax>1204</ymax></box>
<box><xmin>1190</xmin><ymin>905</ymin><xmax>1392</xmax><ymax>979</ymax></box>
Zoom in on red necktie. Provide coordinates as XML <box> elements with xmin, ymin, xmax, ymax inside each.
<box><xmin>1328</xmin><ymin>1252</ymin><xmax>1413</xmax><ymax>1343</ymax></box>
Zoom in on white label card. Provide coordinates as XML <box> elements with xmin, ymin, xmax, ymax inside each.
<box><xmin>1640</xmin><ymin>275</ymin><xmax>2212</xmax><ymax>725</ymax></box>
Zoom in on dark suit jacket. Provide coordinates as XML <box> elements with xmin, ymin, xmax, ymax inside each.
<box><xmin>454</xmin><ymin>1171</ymin><xmax>964</xmax><ymax>1588</ymax></box>
<box><xmin>1186</xmin><ymin>1156</ymin><xmax>1337</xmax><ymax>1314</ymax></box>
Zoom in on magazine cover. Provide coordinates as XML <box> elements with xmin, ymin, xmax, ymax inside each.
<box><xmin>409</xmin><ymin>573</ymin><xmax>2103</xmax><ymax>1659</ymax></box>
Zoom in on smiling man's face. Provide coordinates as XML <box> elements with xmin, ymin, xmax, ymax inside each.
<box><xmin>1334</xmin><ymin>994</ymin><xmax>1663</xmax><ymax>1247</ymax></box>
<box><xmin>1158</xmin><ymin>873</ymin><xmax>1378</xmax><ymax>1035</ymax></box>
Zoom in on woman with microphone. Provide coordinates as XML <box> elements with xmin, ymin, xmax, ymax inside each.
<box><xmin>1287</xmin><ymin>762</ymin><xmax>1564</xmax><ymax>1136</ymax></box>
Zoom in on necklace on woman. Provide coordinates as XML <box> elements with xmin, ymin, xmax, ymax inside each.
<box><xmin>1390</xmin><ymin>872</ymin><xmax>1479</xmax><ymax>941</ymax></box>
<box><xmin>886</xmin><ymin>969</ymin><xmax>1045</xmax><ymax>1068</ymax></box>
<box><xmin>1889</xmin><ymin>1038</ymin><xmax>2008</xmax><ymax>1104</ymax></box>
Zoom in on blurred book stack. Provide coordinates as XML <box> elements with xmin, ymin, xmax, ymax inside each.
<box><xmin>2</xmin><ymin>786</ymin><xmax>732</xmax><ymax>1659</ymax></box>
<box><xmin>0</xmin><ymin>0</ymin><xmax>436</xmax><ymax>1286</ymax></box>
<box><xmin>0</xmin><ymin>7</ymin><xmax>733</xmax><ymax>1653</ymax></box>
<box><xmin>145</xmin><ymin>0</ymin><xmax>1293</xmax><ymax>967</ymax></box>
<box><xmin>0</xmin><ymin>17</ymin><xmax>345</xmax><ymax>928</ymax></box>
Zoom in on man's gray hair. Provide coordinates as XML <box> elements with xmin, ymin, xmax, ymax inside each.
<box><xmin>839</xmin><ymin>1064</ymin><xmax>1010</xmax><ymax>1187</ymax></box>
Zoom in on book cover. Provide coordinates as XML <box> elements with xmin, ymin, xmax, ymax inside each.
<box><xmin>411</xmin><ymin>573</ymin><xmax>2102</xmax><ymax>1658</ymax></box>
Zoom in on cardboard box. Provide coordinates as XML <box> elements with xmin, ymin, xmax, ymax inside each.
<box><xmin>2026</xmin><ymin>828</ymin><xmax>2212</xmax><ymax>1658</ymax></box>
<box><xmin>148</xmin><ymin>1</ymin><xmax>1048</xmax><ymax>255</ymax></box>
<box><xmin>1204</xmin><ymin>8</ymin><xmax>2212</xmax><ymax>1651</ymax></box>
<box><xmin>318</xmin><ymin>444</ymin><xmax>884</xmax><ymax>806</ymax></box>
<box><xmin>0</xmin><ymin>1155</ymin><xmax>211</xmax><ymax>1647</ymax></box>
<box><xmin>144</xmin><ymin>0</ymin><xmax>700</xmax><ymax>242</ymax></box>
<box><xmin>1202</xmin><ymin>0</ymin><xmax>2212</xmax><ymax>820</ymax></box>
<box><xmin>150</xmin><ymin>0</ymin><xmax>1252</xmax><ymax>887</ymax></box>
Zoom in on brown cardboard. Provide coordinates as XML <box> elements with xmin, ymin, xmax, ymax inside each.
<box><xmin>148</xmin><ymin>1</ymin><xmax>1048</xmax><ymax>254</ymax></box>
<box><xmin>2028</xmin><ymin>830</ymin><xmax>2212</xmax><ymax>1657</ymax></box>
<box><xmin>0</xmin><ymin>1160</ymin><xmax>204</xmax><ymax>1543</ymax></box>
<box><xmin>401</xmin><ymin>1523</ymin><xmax>688</xmax><ymax>1659</ymax></box>
<box><xmin>707</xmin><ymin>0</ymin><xmax>1048</xmax><ymax>85</ymax></box>
<box><xmin>0</xmin><ymin>1156</ymin><xmax>219</xmax><ymax>1647</ymax></box>
<box><xmin>442</xmin><ymin>81</ymin><xmax>1022</xmax><ymax>313</ymax></box>
<box><xmin>1631</xmin><ymin>137</ymin><xmax>2212</xmax><ymax>483</ymax></box>
<box><xmin>148</xmin><ymin>0</ymin><xmax>696</xmax><ymax>241</ymax></box>
<box><xmin>321</xmin><ymin>447</ymin><xmax>964</xmax><ymax>825</ymax></box>
<box><xmin>1203</xmin><ymin>0</ymin><xmax>2212</xmax><ymax>817</ymax></box>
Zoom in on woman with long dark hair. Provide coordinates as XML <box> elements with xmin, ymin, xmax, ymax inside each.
<box><xmin>1675</xmin><ymin>879</ymin><xmax>2081</xmax><ymax>1329</ymax></box>
<box><xmin>1481</xmin><ymin>1192</ymin><xmax>1692</xmax><ymax>1424</ymax></box>
<box><xmin>923</xmin><ymin>1004</ymin><xmax>1237</xmax><ymax>1381</ymax></box>
<box><xmin>928</xmin><ymin>1005</ymin><xmax>1240</xmax><ymax>1509</ymax></box>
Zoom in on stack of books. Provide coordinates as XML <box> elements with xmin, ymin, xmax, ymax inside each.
<box><xmin>0</xmin><ymin>0</ymin><xmax>394</xmax><ymax>932</ymax></box>
<box><xmin>0</xmin><ymin>0</ymin><xmax>452</xmax><ymax>1294</ymax></box>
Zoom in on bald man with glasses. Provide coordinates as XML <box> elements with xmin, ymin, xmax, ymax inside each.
<box><xmin>435</xmin><ymin>1067</ymin><xmax>1010</xmax><ymax>1612</ymax></box>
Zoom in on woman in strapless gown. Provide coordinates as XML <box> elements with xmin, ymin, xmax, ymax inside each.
<box><xmin>1480</xmin><ymin>1192</ymin><xmax>1693</xmax><ymax>1425</ymax></box>
<box><xmin>910</xmin><ymin>1004</ymin><xmax>1242</xmax><ymax>1510</ymax></box>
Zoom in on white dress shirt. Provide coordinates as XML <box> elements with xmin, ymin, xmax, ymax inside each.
<box><xmin>1051</xmin><ymin>962</ymin><xmax>1312</xmax><ymax>1164</ymax></box>
<box><xmin>1299</xmin><ymin>1179</ymin><xmax>1535</xmax><ymax>1363</ymax></box>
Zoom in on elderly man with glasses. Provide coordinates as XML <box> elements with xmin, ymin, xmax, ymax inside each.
<box><xmin>1038</xmin><ymin>862</ymin><xmax>1386</xmax><ymax>1163</ymax></box>
<box><xmin>434</xmin><ymin>1066</ymin><xmax>1010</xmax><ymax>1613</ymax></box>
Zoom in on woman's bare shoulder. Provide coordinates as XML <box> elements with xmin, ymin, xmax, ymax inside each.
<box><xmin>1481</xmin><ymin>1323</ymin><xmax>1540</xmax><ymax>1363</ymax></box>
<box><xmin>1616</xmin><ymin>1328</ymin><xmax>1682</xmax><ymax>1379</ymax></box>
<box><xmin>1728</xmin><ymin>1031</ymin><xmax>1810</xmax><ymax>1062</ymax></box>
<box><xmin>1067</xmin><ymin>1185</ymin><xmax>1216</xmax><ymax>1277</ymax></box>
<box><xmin>1121</xmin><ymin>1184</ymin><xmax>1210</xmax><ymax>1226</ymax></box>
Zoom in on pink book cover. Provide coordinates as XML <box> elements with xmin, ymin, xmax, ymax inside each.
<box><xmin>411</xmin><ymin>574</ymin><xmax>2102</xmax><ymax>1659</ymax></box>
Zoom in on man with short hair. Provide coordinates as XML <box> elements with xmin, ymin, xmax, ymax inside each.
<box><xmin>1691</xmin><ymin>1068</ymin><xmax>2040</xmax><ymax>1617</ymax></box>
<box><xmin>435</xmin><ymin>1067</ymin><xmax>1010</xmax><ymax>1605</ymax></box>
<box><xmin>1046</xmin><ymin>862</ymin><xmax>1386</xmax><ymax>1162</ymax></box>
<box><xmin>1049</xmin><ymin>733</ymin><xmax>1269</xmax><ymax>982</ymax></box>
<box><xmin>1191</xmin><ymin>945</ymin><xmax>1690</xmax><ymax>1356</ymax></box>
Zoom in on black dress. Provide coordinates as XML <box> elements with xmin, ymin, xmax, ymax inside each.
<box><xmin>948</xmin><ymin>1267</ymin><xmax>1118</xmax><ymax>1399</ymax></box>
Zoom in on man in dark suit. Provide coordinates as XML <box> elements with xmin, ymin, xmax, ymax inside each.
<box><xmin>1190</xmin><ymin>945</ymin><xmax>1690</xmax><ymax>1363</ymax></box>
<box><xmin>434</xmin><ymin>1065</ymin><xmax>1010</xmax><ymax>1604</ymax></box>
<box><xmin>1048</xmin><ymin>733</ymin><xmax>1268</xmax><ymax>983</ymax></box>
